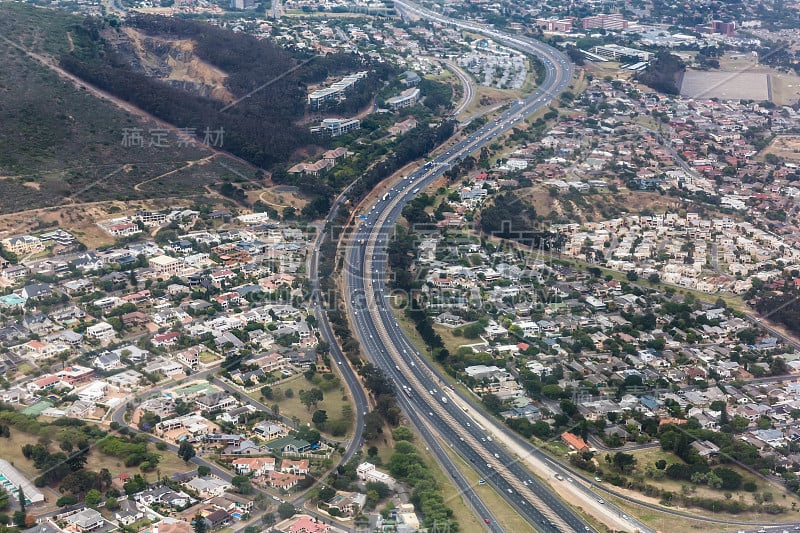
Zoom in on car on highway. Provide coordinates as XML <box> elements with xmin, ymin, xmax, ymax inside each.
<box><xmin>594</xmin><ymin>477</ymin><xmax>602</xmax><ymax>482</ymax></box>
<box><xmin>478</xmin><ymin>479</ymin><xmax>486</xmax><ymax>484</ymax></box>
<box><xmin>483</xmin><ymin>518</ymin><xmax>490</xmax><ymax>524</ymax></box>
<box><xmin>596</xmin><ymin>498</ymin><xmax>604</xmax><ymax>504</ymax></box>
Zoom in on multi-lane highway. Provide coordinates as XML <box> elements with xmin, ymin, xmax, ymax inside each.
<box><xmin>338</xmin><ymin>4</ymin><xmax>624</xmax><ymax>531</ymax></box>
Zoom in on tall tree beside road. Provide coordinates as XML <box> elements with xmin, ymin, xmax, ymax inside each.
<box><xmin>178</xmin><ymin>441</ymin><xmax>196</xmax><ymax>463</ymax></box>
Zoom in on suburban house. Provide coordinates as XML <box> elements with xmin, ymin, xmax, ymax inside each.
<box><xmin>326</xmin><ymin>491</ymin><xmax>366</xmax><ymax>516</ymax></box>
<box><xmin>185</xmin><ymin>477</ymin><xmax>231</xmax><ymax>499</ymax></box>
<box><xmin>231</xmin><ymin>457</ymin><xmax>275</xmax><ymax>476</ymax></box>
<box><xmin>561</xmin><ymin>432</ymin><xmax>590</xmax><ymax>453</ymax></box>
<box><xmin>93</xmin><ymin>351</ymin><xmax>121</xmax><ymax>371</ymax></box>
<box><xmin>265</xmin><ymin>437</ymin><xmax>312</xmax><ymax>454</ymax></box>
<box><xmin>356</xmin><ymin>462</ymin><xmax>396</xmax><ymax>489</ymax></box>
<box><xmin>65</xmin><ymin>508</ymin><xmax>104</xmax><ymax>532</ymax></box>
<box><xmin>86</xmin><ymin>322</ymin><xmax>115</xmax><ymax>341</ymax></box>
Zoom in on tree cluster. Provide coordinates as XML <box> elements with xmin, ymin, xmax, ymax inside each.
<box><xmin>635</xmin><ymin>51</ymin><xmax>685</xmax><ymax>95</ymax></box>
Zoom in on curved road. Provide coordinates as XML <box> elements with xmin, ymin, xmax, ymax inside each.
<box><xmin>443</xmin><ymin>60</ymin><xmax>475</xmax><ymax>118</ymax></box>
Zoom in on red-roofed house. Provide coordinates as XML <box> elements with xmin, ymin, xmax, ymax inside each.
<box><xmin>560</xmin><ymin>432</ymin><xmax>590</xmax><ymax>453</ymax></box>
<box><xmin>280</xmin><ymin>459</ymin><xmax>309</xmax><ymax>475</ymax></box>
<box><xmin>27</xmin><ymin>374</ymin><xmax>70</xmax><ymax>393</ymax></box>
<box><xmin>153</xmin><ymin>331</ymin><xmax>180</xmax><ymax>347</ymax></box>
<box><xmin>231</xmin><ymin>457</ymin><xmax>275</xmax><ymax>476</ymax></box>
<box><xmin>287</xmin><ymin>516</ymin><xmax>330</xmax><ymax>533</ymax></box>
<box><xmin>267</xmin><ymin>470</ymin><xmax>301</xmax><ymax>491</ymax></box>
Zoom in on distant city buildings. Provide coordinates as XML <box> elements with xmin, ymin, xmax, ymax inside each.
<box><xmin>696</xmin><ymin>19</ymin><xmax>736</xmax><ymax>36</ymax></box>
<box><xmin>582</xmin><ymin>13</ymin><xmax>629</xmax><ymax>30</ymax></box>
<box><xmin>230</xmin><ymin>0</ymin><xmax>254</xmax><ymax>10</ymax></box>
<box><xmin>535</xmin><ymin>17</ymin><xmax>574</xmax><ymax>32</ymax></box>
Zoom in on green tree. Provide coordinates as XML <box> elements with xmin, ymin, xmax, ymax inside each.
<box><xmin>56</xmin><ymin>495</ymin><xmax>78</xmax><ymax>507</ymax></box>
<box><xmin>198</xmin><ymin>466</ymin><xmax>211</xmax><ymax>477</ymax></box>
<box><xmin>193</xmin><ymin>514</ymin><xmax>207</xmax><ymax>533</ymax></box>
<box><xmin>105</xmin><ymin>497</ymin><xmax>120</xmax><ymax>511</ymax></box>
<box><xmin>17</xmin><ymin>487</ymin><xmax>24</xmax><ymax>515</ymax></box>
<box><xmin>482</xmin><ymin>393</ymin><xmax>503</xmax><ymax>415</ymax></box>
<box><xmin>317</xmin><ymin>486</ymin><xmax>336</xmax><ymax>502</ymax></box>
<box><xmin>277</xmin><ymin>502</ymin><xmax>296</xmax><ymax>519</ymax></box>
<box><xmin>178</xmin><ymin>441</ymin><xmax>196</xmax><ymax>463</ymax></box>
<box><xmin>299</xmin><ymin>388</ymin><xmax>324</xmax><ymax>411</ymax></box>
<box><xmin>612</xmin><ymin>452</ymin><xmax>636</xmax><ymax>473</ymax></box>
<box><xmin>312</xmin><ymin>410</ymin><xmax>328</xmax><ymax>428</ymax></box>
<box><xmin>85</xmin><ymin>489</ymin><xmax>102</xmax><ymax>508</ymax></box>
<box><xmin>231</xmin><ymin>476</ymin><xmax>253</xmax><ymax>495</ymax></box>
<box><xmin>392</xmin><ymin>427</ymin><xmax>414</xmax><ymax>442</ymax></box>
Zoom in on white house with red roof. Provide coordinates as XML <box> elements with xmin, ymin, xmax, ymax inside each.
<box><xmin>231</xmin><ymin>457</ymin><xmax>275</xmax><ymax>476</ymax></box>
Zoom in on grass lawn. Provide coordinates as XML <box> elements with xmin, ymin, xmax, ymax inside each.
<box><xmin>199</xmin><ymin>351</ymin><xmax>221</xmax><ymax>364</ymax></box>
<box><xmin>433</xmin><ymin>324</ymin><xmax>476</xmax><ymax>356</ymax></box>
<box><xmin>2</xmin><ymin>430</ymin><xmax>48</xmax><ymax>480</ymax></box>
<box><xmin>256</xmin><ymin>374</ymin><xmax>353</xmax><ymax>438</ymax></box>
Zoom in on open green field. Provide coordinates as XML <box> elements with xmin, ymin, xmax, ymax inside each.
<box><xmin>250</xmin><ymin>373</ymin><xmax>353</xmax><ymax>438</ymax></box>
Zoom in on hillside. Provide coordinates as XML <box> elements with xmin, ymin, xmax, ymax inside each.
<box><xmin>58</xmin><ymin>14</ymin><xmax>374</xmax><ymax>170</ymax></box>
<box><xmin>0</xmin><ymin>3</ymin><xmax>227</xmax><ymax>213</ymax></box>
<box><xmin>0</xmin><ymin>3</ymin><xmax>389</xmax><ymax>214</ymax></box>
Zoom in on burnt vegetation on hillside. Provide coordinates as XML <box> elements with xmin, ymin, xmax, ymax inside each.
<box><xmin>478</xmin><ymin>191</ymin><xmax>566</xmax><ymax>249</ymax></box>
<box><xmin>635</xmin><ymin>51</ymin><xmax>685</xmax><ymax>95</ymax></box>
<box><xmin>59</xmin><ymin>15</ymin><xmax>379</xmax><ymax>169</ymax></box>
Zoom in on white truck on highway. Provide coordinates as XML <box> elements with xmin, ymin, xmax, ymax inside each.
<box><xmin>441</xmin><ymin>396</ymin><xmax>448</xmax><ymax>404</ymax></box>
